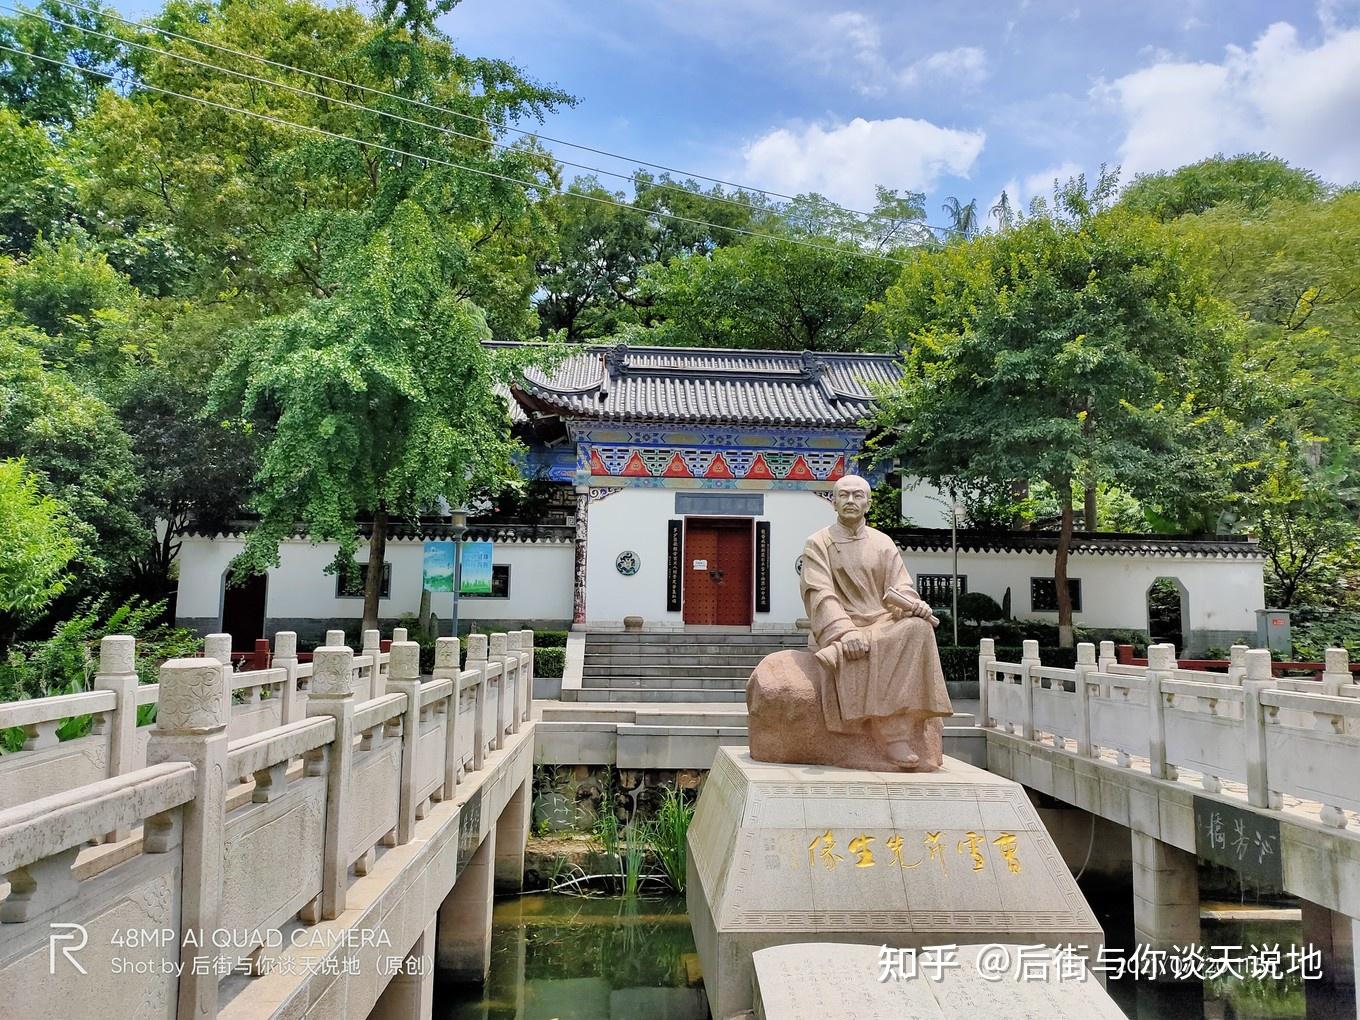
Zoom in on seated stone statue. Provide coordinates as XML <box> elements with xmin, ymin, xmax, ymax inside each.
<box><xmin>746</xmin><ymin>474</ymin><xmax>953</xmax><ymax>771</ymax></box>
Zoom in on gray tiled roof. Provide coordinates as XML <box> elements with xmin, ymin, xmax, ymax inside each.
<box><xmin>889</xmin><ymin>528</ymin><xmax>1265</xmax><ymax>559</ymax></box>
<box><xmin>502</xmin><ymin>342</ymin><xmax>902</xmax><ymax>427</ymax></box>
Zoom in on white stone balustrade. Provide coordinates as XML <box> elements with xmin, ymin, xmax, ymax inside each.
<box><xmin>0</xmin><ymin>626</ymin><xmax>535</xmax><ymax>1019</ymax></box>
<box><xmin>983</xmin><ymin>641</ymin><xmax>1358</xmax><ymax>827</ymax></box>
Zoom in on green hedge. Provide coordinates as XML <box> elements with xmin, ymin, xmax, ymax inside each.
<box><xmin>532</xmin><ymin>630</ymin><xmax>569</xmax><ymax>648</ymax></box>
<box><xmin>937</xmin><ymin>645</ymin><xmax>1079</xmax><ymax>686</ymax></box>
<box><xmin>535</xmin><ymin>647</ymin><xmax>565</xmax><ymax>679</ymax></box>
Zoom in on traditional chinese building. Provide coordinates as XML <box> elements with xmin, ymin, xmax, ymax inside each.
<box><xmin>174</xmin><ymin>342</ymin><xmax>1268</xmax><ymax>652</ymax></box>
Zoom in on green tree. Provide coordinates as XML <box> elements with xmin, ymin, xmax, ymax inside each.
<box><xmin>0</xmin><ymin>107</ymin><xmax>76</xmax><ymax>254</ymax></box>
<box><xmin>1118</xmin><ymin>153</ymin><xmax>1327</xmax><ymax>221</ymax></box>
<box><xmin>0</xmin><ymin>329</ymin><xmax>145</xmax><ymax>584</ymax></box>
<box><xmin>643</xmin><ymin>233</ymin><xmax>899</xmax><ymax>352</ymax></box>
<box><xmin>0</xmin><ymin>0</ymin><xmax>127</xmax><ymax>127</ymax></box>
<box><xmin>0</xmin><ymin>457</ymin><xmax>80</xmax><ymax>647</ymax></box>
<box><xmin>211</xmin><ymin>0</ymin><xmax>569</xmax><ymax>631</ymax></box>
<box><xmin>940</xmin><ymin>196</ymin><xmax>979</xmax><ymax>239</ymax></box>
<box><xmin>874</xmin><ymin>174</ymin><xmax>1239</xmax><ymax>645</ymax></box>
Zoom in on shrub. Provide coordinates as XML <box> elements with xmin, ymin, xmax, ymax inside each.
<box><xmin>957</xmin><ymin>591</ymin><xmax>1003</xmax><ymax>624</ymax></box>
<box><xmin>532</xmin><ymin>630</ymin><xmax>569</xmax><ymax>648</ymax></box>
<box><xmin>535</xmin><ymin>647</ymin><xmax>565</xmax><ymax>679</ymax></box>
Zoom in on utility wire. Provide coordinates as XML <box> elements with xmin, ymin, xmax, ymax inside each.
<box><xmin>0</xmin><ymin>42</ymin><xmax>919</xmax><ymax>265</ymax></box>
<box><xmin>29</xmin><ymin>0</ymin><xmax>953</xmax><ymax>235</ymax></box>
<box><xmin>4</xmin><ymin>2</ymin><xmax>873</xmax><ymax>235</ymax></box>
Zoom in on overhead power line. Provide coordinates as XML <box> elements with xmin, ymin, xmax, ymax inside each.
<box><xmin>0</xmin><ymin>42</ymin><xmax>920</xmax><ymax>265</ymax></box>
<box><xmin>30</xmin><ymin>0</ymin><xmax>952</xmax><ymax>236</ymax></box>
<box><xmin>3</xmin><ymin>2</ymin><xmax>856</xmax><ymax>233</ymax></box>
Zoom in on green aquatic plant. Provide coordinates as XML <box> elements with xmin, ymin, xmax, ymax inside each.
<box><xmin>646</xmin><ymin>786</ymin><xmax>695</xmax><ymax>893</ymax></box>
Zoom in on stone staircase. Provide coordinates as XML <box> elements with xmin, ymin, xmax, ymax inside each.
<box><xmin>568</xmin><ymin>630</ymin><xmax>808</xmax><ymax>703</ymax></box>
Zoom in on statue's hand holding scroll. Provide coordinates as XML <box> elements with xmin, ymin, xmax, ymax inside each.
<box><xmin>883</xmin><ymin>586</ymin><xmax>940</xmax><ymax>628</ymax></box>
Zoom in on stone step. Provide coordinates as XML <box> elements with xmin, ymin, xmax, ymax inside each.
<box><xmin>564</xmin><ymin>688</ymin><xmax>748</xmax><ymax>703</ymax></box>
<box><xmin>585</xmin><ymin>641</ymin><xmax>804</xmax><ymax>655</ymax></box>
<box><xmin>538</xmin><ymin>706</ymin><xmax>750</xmax><ymax>728</ymax></box>
<box><xmin>583</xmin><ymin>650</ymin><xmax>778</xmax><ymax>664</ymax></box>
<box><xmin>582</xmin><ymin>675</ymin><xmax>750</xmax><ymax>690</ymax></box>
<box><xmin>583</xmin><ymin>663</ymin><xmax>758</xmax><ymax>677</ymax></box>
<box><xmin>585</xmin><ymin>633</ymin><xmax>804</xmax><ymax>647</ymax></box>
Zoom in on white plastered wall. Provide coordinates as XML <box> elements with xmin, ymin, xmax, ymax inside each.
<box><xmin>175</xmin><ymin>534</ymin><xmax>573</xmax><ymax>630</ymax></box>
<box><xmin>900</xmin><ymin>548</ymin><xmax>1264</xmax><ymax>640</ymax></box>
<box><xmin>582</xmin><ymin>487</ymin><xmax>834</xmax><ymax>629</ymax></box>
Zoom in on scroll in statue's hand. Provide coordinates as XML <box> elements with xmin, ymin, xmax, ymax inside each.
<box><xmin>841</xmin><ymin>629</ymin><xmax>870</xmax><ymax>660</ymax></box>
<box><xmin>883</xmin><ymin>587</ymin><xmax>941</xmax><ymax>628</ymax></box>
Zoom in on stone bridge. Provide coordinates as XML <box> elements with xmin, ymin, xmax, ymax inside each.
<box><xmin>981</xmin><ymin>638</ymin><xmax>1360</xmax><ymax>1009</ymax></box>
<box><xmin>0</xmin><ymin>627</ymin><xmax>537</xmax><ymax>1019</ymax></box>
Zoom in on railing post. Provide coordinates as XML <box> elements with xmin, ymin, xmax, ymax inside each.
<box><xmin>387</xmin><ymin>640</ymin><xmax>422</xmax><ymax>845</ymax></box>
<box><xmin>977</xmin><ymin>638</ymin><xmax>995</xmax><ymax>729</ymax></box>
<box><xmin>1322</xmin><ymin>648</ymin><xmax>1351</xmax><ymax>698</ymax></box>
<box><xmin>362</xmin><ymin>629</ymin><xmax>382</xmax><ymax>700</ymax></box>
<box><xmin>273</xmin><ymin>631</ymin><xmax>301</xmax><ymax>724</ymax></box>
<box><xmin>506</xmin><ymin>632</ymin><xmax>523</xmax><ymax>735</ymax></box>
<box><xmin>1075</xmin><ymin>641</ymin><xmax>1095</xmax><ymax>757</ymax></box>
<box><xmin>1227</xmin><ymin>645</ymin><xmax>1248</xmax><ymax>684</ymax></box>
<box><xmin>466</xmin><ymin>634</ymin><xmax>488</xmax><ymax>770</ymax></box>
<box><xmin>325</xmin><ymin>628</ymin><xmax>347</xmax><ymax>647</ymax></box>
<box><xmin>392</xmin><ymin>626</ymin><xmax>409</xmax><ymax>643</ymax></box>
<box><xmin>93</xmin><ymin>636</ymin><xmax>138</xmax><ymax>840</ymax></box>
<box><xmin>489</xmin><ymin>632</ymin><xmax>509</xmax><ymax>751</ymax></box>
<box><xmin>146</xmin><ymin>658</ymin><xmax>229</xmax><ymax>1019</ymax></box>
<box><xmin>1147</xmin><ymin>644</ymin><xmax>1174</xmax><ymax>780</ymax></box>
<box><xmin>1019</xmin><ymin>639</ymin><xmax>1039</xmax><ymax>741</ymax></box>
<box><xmin>434</xmin><ymin>637</ymin><xmax>462</xmax><ymax>799</ymax></box>
<box><xmin>304</xmin><ymin>645</ymin><xmax>356</xmax><ymax>921</ymax></box>
<box><xmin>521</xmin><ymin>629</ymin><xmax>535</xmax><ymax>723</ymax></box>
<box><xmin>1243</xmin><ymin>649</ymin><xmax>1277</xmax><ymax>810</ymax></box>
<box><xmin>1097</xmin><ymin>640</ymin><xmax>1116</xmax><ymax>697</ymax></box>
<box><xmin>204</xmin><ymin>632</ymin><xmax>234</xmax><ymax>721</ymax></box>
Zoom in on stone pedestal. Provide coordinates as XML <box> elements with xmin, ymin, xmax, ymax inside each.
<box><xmin>687</xmin><ymin>748</ymin><xmax>1104</xmax><ymax>1019</ymax></box>
<box><xmin>752</xmin><ymin>943</ymin><xmax>1125</xmax><ymax>1020</ymax></box>
<box><xmin>1131</xmin><ymin>829</ymin><xmax>1200</xmax><ymax>952</ymax></box>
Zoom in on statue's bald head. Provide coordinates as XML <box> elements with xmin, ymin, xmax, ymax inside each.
<box><xmin>832</xmin><ymin>474</ymin><xmax>870</xmax><ymax>498</ymax></box>
<box><xmin>831</xmin><ymin>474</ymin><xmax>871</xmax><ymax>527</ymax></box>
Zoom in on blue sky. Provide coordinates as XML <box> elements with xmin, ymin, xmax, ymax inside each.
<box><xmin>109</xmin><ymin>0</ymin><xmax>1360</xmax><ymax>224</ymax></box>
<box><xmin>433</xmin><ymin>0</ymin><xmax>1360</xmax><ymax>225</ymax></box>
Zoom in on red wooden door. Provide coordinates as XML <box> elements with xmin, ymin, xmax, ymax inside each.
<box><xmin>683</xmin><ymin>520</ymin><xmax>753</xmax><ymax>626</ymax></box>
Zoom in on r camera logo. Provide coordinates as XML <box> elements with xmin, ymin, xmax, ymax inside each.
<box><xmin>49</xmin><ymin>922</ymin><xmax>88</xmax><ymax>975</ymax></box>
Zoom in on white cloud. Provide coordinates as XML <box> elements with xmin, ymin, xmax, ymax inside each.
<box><xmin>740</xmin><ymin>117</ymin><xmax>986</xmax><ymax>209</ymax></box>
<box><xmin>1099</xmin><ymin>21</ymin><xmax>1360</xmax><ymax>184</ymax></box>
<box><xmin>899</xmin><ymin>46</ymin><xmax>990</xmax><ymax>89</ymax></box>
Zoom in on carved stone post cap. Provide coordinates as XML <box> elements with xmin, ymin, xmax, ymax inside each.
<box><xmin>435</xmin><ymin>637</ymin><xmax>461</xmax><ymax>669</ymax></box>
<box><xmin>362</xmin><ymin>629</ymin><xmax>381</xmax><ymax>650</ymax></box>
<box><xmin>521</xmin><ymin>628</ymin><xmax>534</xmax><ymax>644</ymax></box>
<box><xmin>507</xmin><ymin>631</ymin><xmax>523</xmax><ymax>650</ymax></box>
<box><xmin>978</xmin><ymin>637</ymin><xmax>995</xmax><ymax>655</ymax></box>
<box><xmin>324</xmin><ymin>629</ymin><xmax>348</xmax><ymax>648</ymax></box>
<box><xmin>311</xmin><ymin>646</ymin><xmax>355</xmax><ymax>698</ymax></box>
<box><xmin>392</xmin><ymin>627</ymin><xmax>409</xmax><ymax>643</ymax></box>
<box><xmin>99</xmin><ymin>635</ymin><xmax>136</xmax><ymax>675</ymax></box>
<box><xmin>1076</xmin><ymin>642</ymin><xmax>1096</xmax><ymax>666</ymax></box>
<box><xmin>1147</xmin><ymin>644</ymin><xmax>1176</xmax><ymax>671</ymax></box>
<box><xmin>1229</xmin><ymin>645</ymin><xmax>1249</xmax><ymax>665</ymax></box>
<box><xmin>1325</xmin><ymin>647</ymin><xmax>1350</xmax><ymax>672</ymax></box>
<box><xmin>204</xmin><ymin>633</ymin><xmax>233</xmax><ymax>668</ymax></box>
<box><xmin>466</xmin><ymin>633</ymin><xmax>489</xmax><ymax>661</ymax></box>
<box><xmin>273</xmin><ymin>631</ymin><xmax>298</xmax><ymax>658</ymax></box>
<box><xmin>490</xmin><ymin>633</ymin><xmax>509</xmax><ymax>656</ymax></box>
<box><xmin>1244</xmin><ymin>648</ymin><xmax>1273</xmax><ymax>682</ymax></box>
<box><xmin>390</xmin><ymin>641</ymin><xmax>420</xmax><ymax>681</ymax></box>
<box><xmin>1021</xmin><ymin>639</ymin><xmax>1040</xmax><ymax>661</ymax></box>
<box><xmin>155</xmin><ymin>658</ymin><xmax>228</xmax><ymax>733</ymax></box>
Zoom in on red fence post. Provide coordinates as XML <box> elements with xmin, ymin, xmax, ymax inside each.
<box><xmin>253</xmin><ymin>638</ymin><xmax>271</xmax><ymax>671</ymax></box>
<box><xmin>1116</xmin><ymin>644</ymin><xmax>1135</xmax><ymax>665</ymax></box>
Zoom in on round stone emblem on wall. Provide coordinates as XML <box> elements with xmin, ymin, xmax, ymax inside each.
<box><xmin>794</xmin><ymin>554</ymin><xmax>805</xmax><ymax>576</ymax></box>
<box><xmin>615</xmin><ymin>550</ymin><xmax>641</xmax><ymax>576</ymax></box>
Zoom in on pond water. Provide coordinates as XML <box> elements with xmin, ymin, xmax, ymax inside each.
<box><xmin>435</xmin><ymin>893</ymin><xmax>706</xmax><ymax>1020</ymax></box>
<box><xmin>436</xmin><ymin>888</ymin><xmax>1349</xmax><ymax>1020</ymax></box>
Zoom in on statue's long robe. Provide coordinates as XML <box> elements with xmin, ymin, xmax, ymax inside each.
<box><xmin>800</xmin><ymin>522</ymin><xmax>953</xmax><ymax>734</ymax></box>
